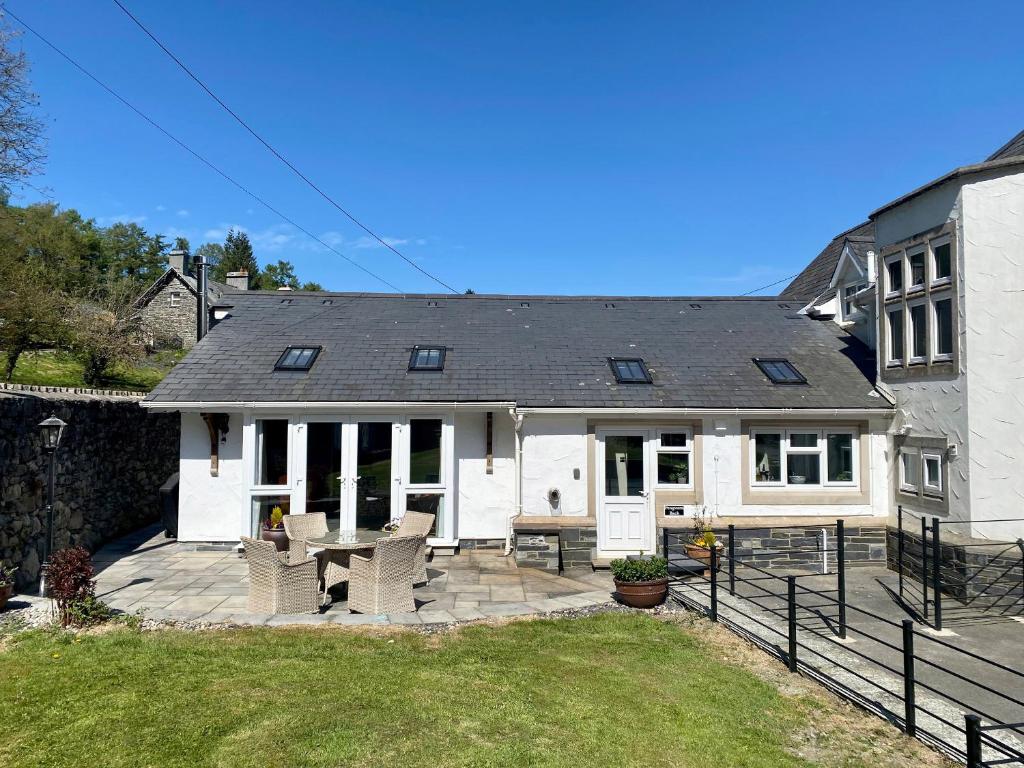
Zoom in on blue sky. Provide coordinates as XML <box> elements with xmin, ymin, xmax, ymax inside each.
<box><xmin>7</xmin><ymin>1</ymin><xmax>1023</xmax><ymax>295</ymax></box>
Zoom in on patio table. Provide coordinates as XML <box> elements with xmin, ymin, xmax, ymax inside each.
<box><xmin>304</xmin><ymin>529</ymin><xmax>384</xmax><ymax>595</ymax></box>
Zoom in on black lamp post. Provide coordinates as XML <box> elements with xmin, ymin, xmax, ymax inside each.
<box><xmin>38</xmin><ymin>414</ymin><xmax>67</xmax><ymax>597</ymax></box>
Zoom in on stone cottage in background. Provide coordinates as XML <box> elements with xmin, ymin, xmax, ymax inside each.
<box><xmin>133</xmin><ymin>250</ymin><xmax>248</xmax><ymax>349</ymax></box>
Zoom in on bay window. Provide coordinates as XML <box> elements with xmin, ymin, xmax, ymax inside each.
<box><xmin>751</xmin><ymin>428</ymin><xmax>858</xmax><ymax>488</ymax></box>
<box><xmin>655</xmin><ymin>429</ymin><xmax>692</xmax><ymax>487</ymax></box>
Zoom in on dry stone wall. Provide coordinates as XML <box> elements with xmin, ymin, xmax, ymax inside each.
<box><xmin>0</xmin><ymin>387</ymin><xmax>179</xmax><ymax>588</ymax></box>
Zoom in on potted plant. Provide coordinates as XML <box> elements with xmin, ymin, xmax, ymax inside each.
<box><xmin>0</xmin><ymin>562</ymin><xmax>16</xmax><ymax>612</ymax></box>
<box><xmin>684</xmin><ymin>509</ymin><xmax>724</xmax><ymax>569</ymax></box>
<box><xmin>610</xmin><ymin>556</ymin><xmax>670</xmax><ymax>608</ymax></box>
<box><xmin>261</xmin><ymin>505</ymin><xmax>289</xmax><ymax>552</ymax></box>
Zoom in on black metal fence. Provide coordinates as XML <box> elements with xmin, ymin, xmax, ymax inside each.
<box><xmin>895</xmin><ymin>507</ymin><xmax>1024</xmax><ymax>631</ymax></box>
<box><xmin>667</xmin><ymin>524</ymin><xmax>1024</xmax><ymax>766</ymax></box>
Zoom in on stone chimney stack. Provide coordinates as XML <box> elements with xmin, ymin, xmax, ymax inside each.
<box><xmin>168</xmin><ymin>249</ymin><xmax>190</xmax><ymax>276</ymax></box>
<box><xmin>226</xmin><ymin>270</ymin><xmax>250</xmax><ymax>290</ymax></box>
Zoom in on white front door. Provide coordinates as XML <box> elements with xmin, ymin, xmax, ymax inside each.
<box><xmin>596</xmin><ymin>429</ymin><xmax>653</xmax><ymax>553</ymax></box>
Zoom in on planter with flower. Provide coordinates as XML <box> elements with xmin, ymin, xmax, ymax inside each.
<box><xmin>261</xmin><ymin>505</ymin><xmax>289</xmax><ymax>552</ymax></box>
<box><xmin>610</xmin><ymin>556</ymin><xmax>670</xmax><ymax>608</ymax></box>
<box><xmin>0</xmin><ymin>562</ymin><xmax>16</xmax><ymax>612</ymax></box>
<box><xmin>685</xmin><ymin>510</ymin><xmax>724</xmax><ymax>570</ymax></box>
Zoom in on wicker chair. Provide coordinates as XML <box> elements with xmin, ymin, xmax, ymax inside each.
<box><xmin>241</xmin><ymin>536</ymin><xmax>319</xmax><ymax>614</ymax></box>
<box><xmin>396</xmin><ymin>511</ymin><xmax>435</xmax><ymax>585</ymax></box>
<box><xmin>282</xmin><ymin>512</ymin><xmax>348</xmax><ymax>603</ymax></box>
<box><xmin>347</xmin><ymin>535</ymin><xmax>422</xmax><ymax>614</ymax></box>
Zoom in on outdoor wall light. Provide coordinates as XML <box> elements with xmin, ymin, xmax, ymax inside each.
<box><xmin>38</xmin><ymin>414</ymin><xmax>67</xmax><ymax>597</ymax></box>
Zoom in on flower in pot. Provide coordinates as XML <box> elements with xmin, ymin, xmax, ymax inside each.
<box><xmin>0</xmin><ymin>562</ymin><xmax>16</xmax><ymax>612</ymax></box>
<box><xmin>684</xmin><ymin>509</ymin><xmax>724</xmax><ymax>569</ymax></box>
<box><xmin>610</xmin><ymin>556</ymin><xmax>670</xmax><ymax>608</ymax></box>
<box><xmin>261</xmin><ymin>505</ymin><xmax>289</xmax><ymax>552</ymax></box>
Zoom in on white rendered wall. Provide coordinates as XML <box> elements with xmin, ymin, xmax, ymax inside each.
<box><xmin>453</xmin><ymin>411</ymin><xmax>516</xmax><ymax>540</ymax></box>
<box><xmin>520</xmin><ymin>414</ymin><xmax>589</xmax><ymax>517</ymax></box>
<box><xmin>961</xmin><ymin>172</ymin><xmax>1024</xmax><ymax>541</ymax></box>
<box><xmin>178</xmin><ymin>412</ymin><xmax>244</xmax><ymax>542</ymax></box>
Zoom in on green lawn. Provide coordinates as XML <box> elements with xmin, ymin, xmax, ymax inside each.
<box><xmin>4</xmin><ymin>348</ymin><xmax>185</xmax><ymax>391</ymax></box>
<box><xmin>0</xmin><ymin>613</ymin><xmax>934</xmax><ymax>768</ymax></box>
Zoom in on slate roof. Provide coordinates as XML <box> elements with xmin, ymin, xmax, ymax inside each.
<box><xmin>779</xmin><ymin>222</ymin><xmax>875</xmax><ymax>304</ymax></box>
<box><xmin>987</xmin><ymin>128</ymin><xmax>1024</xmax><ymax>161</ymax></box>
<box><xmin>134</xmin><ymin>268</ymin><xmax>234</xmax><ymax>308</ymax></box>
<box><xmin>146</xmin><ymin>292</ymin><xmax>886</xmax><ymax>410</ymax></box>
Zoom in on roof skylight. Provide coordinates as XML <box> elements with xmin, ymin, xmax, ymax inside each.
<box><xmin>609</xmin><ymin>357</ymin><xmax>652</xmax><ymax>384</ymax></box>
<box><xmin>275</xmin><ymin>346</ymin><xmax>321</xmax><ymax>371</ymax></box>
<box><xmin>409</xmin><ymin>346</ymin><xmax>446</xmax><ymax>371</ymax></box>
<box><xmin>754</xmin><ymin>358</ymin><xmax>806</xmax><ymax>384</ymax></box>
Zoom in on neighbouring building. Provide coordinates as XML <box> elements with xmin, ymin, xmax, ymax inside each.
<box><xmin>133</xmin><ymin>250</ymin><xmax>247</xmax><ymax>349</ymax></box>
<box><xmin>783</xmin><ymin>128</ymin><xmax>1024</xmax><ymax>542</ymax></box>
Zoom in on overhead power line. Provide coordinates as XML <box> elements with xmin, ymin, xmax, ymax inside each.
<box><xmin>112</xmin><ymin>0</ymin><xmax>460</xmax><ymax>294</ymax></box>
<box><xmin>3</xmin><ymin>6</ymin><xmax>403</xmax><ymax>292</ymax></box>
<box><xmin>740</xmin><ymin>272</ymin><xmax>799</xmax><ymax>297</ymax></box>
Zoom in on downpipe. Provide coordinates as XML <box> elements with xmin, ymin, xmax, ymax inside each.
<box><xmin>503</xmin><ymin>408</ymin><xmax>525</xmax><ymax>556</ymax></box>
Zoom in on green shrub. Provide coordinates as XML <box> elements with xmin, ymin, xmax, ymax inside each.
<box><xmin>610</xmin><ymin>556</ymin><xmax>668</xmax><ymax>583</ymax></box>
<box><xmin>62</xmin><ymin>596</ymin><xmax>112</xmax><ymax>627</ymax></box>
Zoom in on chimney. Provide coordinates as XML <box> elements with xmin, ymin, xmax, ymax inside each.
<box><xmin>168</xmin><ymin>249</ymin><xmax>190</xmax><ymax>276</ymax></box>
<box><xmin>195</xmin><ymin>253</ymin><xmax>209</xmax><ymax>341</ymax></box>
<box><xmin>226</xmin><ymin>270</ymin><xmax>250</xmax><ymax>290</ymax></box>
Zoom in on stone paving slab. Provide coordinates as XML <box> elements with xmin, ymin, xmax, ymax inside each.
<box><xmin>91</xmin><ymin>525</ymin><xmax>615</xmax><ymax>627</ymax></box>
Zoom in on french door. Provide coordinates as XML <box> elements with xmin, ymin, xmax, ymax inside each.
<box><xmin>596</xmin><ymin>428</ymin><xmax>654</xmax><ymax>553</ymax></box>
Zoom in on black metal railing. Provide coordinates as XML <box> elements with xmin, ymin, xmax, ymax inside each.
<box><xmin>667</xmin><ymin>524</ymin><xmax>1024</xmax><ymax>765</ymax></box>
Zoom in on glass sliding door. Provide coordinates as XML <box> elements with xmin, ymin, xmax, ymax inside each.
<box><xmin>306</xmin><ymin>422</ymin><xmax>343</xmax><ymax>518</ymax></box>
<box><xmin>356</xmin><ymin>421</ymin><xmax>393</xmax><ymax>532</ymax></box>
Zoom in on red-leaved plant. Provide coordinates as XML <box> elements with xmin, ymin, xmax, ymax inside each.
<box><xmin>47</xmin><ymin>546</ymin><xmax>97</xmax><ymax>627</ymax></box>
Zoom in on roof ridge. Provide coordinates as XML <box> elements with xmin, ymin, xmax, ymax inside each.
<box><xmin>229</xmin><ymin>291</ymin><xmax>798</xmax><ymax>302</ymax></box>
<box><xmin>986</xmin><ymin>128</ymin><xmax>1024</xmax><ymax>161</ymax></box>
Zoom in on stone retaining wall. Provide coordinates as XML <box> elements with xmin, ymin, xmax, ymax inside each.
<box><xmin>0</xmin><ymin>391</ymin><xmax>179</xmax><ymax>588</ymax></box>
<box><xmin>513</xmin><ymin>526</ymin><xmax>597</xmax><ymax>573</ymax></box>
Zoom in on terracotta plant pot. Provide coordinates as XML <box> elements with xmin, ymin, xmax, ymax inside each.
<box><xmin>614</xmin><ymin>577</ymin><xmax>670</xmax><ymax>609</ymax></box>
<box><xmin>261</xmin><ymin>526</ymin><xmax>289</xmax><ymax>552</ymax></box>
<box><xmin>684</xmin><ymin>544</ymin><xmax>724</xmax><ymax>570</ymax></box>
<box><xmin>0</xmin><ymin>583</ymin><xmax>12</xmax><ymax>612</ymax></box>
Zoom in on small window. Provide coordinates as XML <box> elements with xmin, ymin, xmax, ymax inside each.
<box><xmin>934</xmin><ymin>298</ymin><xmax>953</xmax><ymax>359</ymax></box>
<box><xmin>842</xmin><ymin>284</ymin><xmax>866</xmax><ymax>318</ymax></box>
<box><xmin>275</xmin><ymin>346</ymin><xmax>321</xmax><ymax>371</ymax></box>
<box><xmin>256</xmin><ymin>419</ymin><xmax>289</xmax><ymax>486</ymax></box>
<box><xmin>932</xmin><ymin>241</ymin><xmax>952</xmax><ymax>282</ymax></box>
<box><xmin>281</xmin><ymin>298</ymin><xmax>293</xmax><ymax>305</ymax></box>
<box><xmin>900</xmin><ymin>450</ymin><xmax>920</xmax><ymax>493</ymax></box>
<box><xmin>689</xmin><ymin>303</ymin><xmax>702</xmax><ymax>310</ymax></box>
<box><xmin>321</xmin><ymin>299</ymin><xmax>333</xmax><ymax>305</ymax></box>
<box><xmin>609</xmin><ymin>358</ymin><xmax>652</xmax><ymax>383</ymax></box>
<box><xmin>168</xmin><ymin>291</ymin><xmax>182</xmax><ymax>308</ymax></box>
<box><xmin>409</xmin><ymin>346</ymin><xmax>446</xmax><ymax>371</ymax></box>
<box><xmin>909</xmin><ymin>302</ymin><xmax>927</xmax><ymax>363</ymax></box>
<box><xmin>753</xmin><ymin>358</ymin><xmax>806</xmax><ymax>384</ymax></box>
<box><xmin>923</xmin><ymin>453</ymin><xmax>943</xmax><ymax>495</ymax></box>
<box><xmin>886</xmin><ymin>258</ymin><xmax>904</xmax><ymax>294</ymax></box>
<box><xmin>888</xmin><ymin>308</ymin><xmax>905</xmax><ymax>364</ymax></box>
<box><xmin>909</xmin><ymin>250</ymin><xmax>926</xmax><ymax>288</ymax></box>
<box><xmin>520</xmin><ymin>302</ymin><xmax>530</xmax><ymax>308</ymax></box>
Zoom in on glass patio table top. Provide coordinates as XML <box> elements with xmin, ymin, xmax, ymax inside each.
<box><xmin>305</xmin><ymin>528</ymin><xmax>385</xmax><ymax>551</ymax></box>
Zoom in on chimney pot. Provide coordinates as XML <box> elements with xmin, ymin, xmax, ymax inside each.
<box><xmin>226</xmin><ymin>270</ymin><xmax>250</xmax><ymax>290</ymax></box>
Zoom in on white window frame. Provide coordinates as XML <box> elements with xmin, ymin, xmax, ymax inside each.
<box><xmin>654</xmin><ymin>428</ymin><xmax>693</xmax><ymax>489</ymax></box>
<box><xmin>899</xmin><ymin>450</ymin><xmax>919</xmax><ymax>494</ymax></box>
<box><xmin>750</xmin><ymin>427</ymin><xmax>860</xmax><ymax>490</ymax></box>
<box><xmin>841</xmin><ymin>282</ymin><xmax>868</xmax><ymax>320</ymax></box>
<box><xmin>922</xmin><ymin>452</ymin><xmax>943</xmax><ymax>496</ymax></box>
<box><xmin>168</xmin><ymin>291</ymin><xmax>182</xmax><ymax>308</ymax></box>
<box><xmin>929</xmin><ymin>236</ymin><xmax>953</xmax><ymax>287</ymax></box>
<box><xmin>885</xmin><ymin>254</ymin><xmax>904</xmax><ymax>298</ymax></box>
<box><xmin>887</xmin><ymin>307</ymin><xmax>905</xmax><ymax>367</ymax></box>
<box><xmin>252</xmin><ymin>417</ymin><xmax>295</xmax><ymax>491</ymax></box>
<box><xmin>907</xmin><ymin>246</ymin><xmax>927</xmax><ymax>290</ymax></box>
<box><xmin>907</xmin><ymin>297</ymin><xmax>928</xmax><ymax>365</ymax></box>
<box><xmin>932</xmin><ymin>296</ymin><xmax>954</xmax><ymax>362</ymax></box>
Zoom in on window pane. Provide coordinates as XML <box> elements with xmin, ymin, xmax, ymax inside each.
<box><xmin>605</xmin><ymin>435</ymin><xmax>644</xmax><ymax>496</ymax></box>
<box><xmin>256</xmin><ymin>419</ymin><xmax>289</xmax><ymax>485</ymax></box>
<box><xmin>251</xmin><ymin>495</ymin><xmax>290</xmax><ymax>536</ymax></box>
<box><xmin>657</xmin><ymin>452</ymin><xmax>689</xmax><ymax>485</ymax></box>
<box><xmin>888</xmin><ymin>260</ymin><xmax>903</xmax><ymax>292</ymax></box>
<box><xmin>910</xmin><ymin>252</ymin><xmax>925</xmax><ymax>286</ymax></box>
<box><xmin>901</xmin><ymin>451</ymin><xmax>920</xmax><ymax>489</ymax></box>
<box><xmin>933</xmin><ymin>243</ymin><xmax>951</xmax><ymax>280</ymax></box>
<box><xmin>910</xmin><ymin>304</ymin><xmax>927</xmax><ymax>359</ymax></box>
<box><xmin>357</xmin><ymin>422</ymin><xmax>392</xmax><ymax>531</ymax></box>
<box><xmin>827</xmin><ymin>433</ymin><xmax>854</xmax><ymax>482</ymax></box>
<box><xmin>409</xmin><ymin>418</ymin><xmax>442</xmax><ymax>484</ymax></box>
<box><xmin>786</xmin><ymin>453</ymin><xmax>821</xmax><ymax>485</ymax></box>
<box><xmin>404</xmin><ymin>494</ymin><xmax>442</xmax><ymax>537</ymax></box>
<box><xmin>935</xmin><ymin>299</ymin><xmax>953</xmax><ymax>356</ymax></box>
<box><xmin>753</xmin><ymin>433</ymin><xmax>781</xmax><ymax>483</ymax></box>
<box><xmin>924</xmin><ymin>457</ymin><xmax>941</xmax><ymax>489</ymax></box>
<box><xmin>889</xmin><ymin>309</ymin><xmax>904</xmax><ymax>361</ymax></box>
<box><xmin>306</xmin><ymin>422</ymin><xmax>342</xmax><ymax>516</ymax></box>
<box><xmin>660</xmin><ymin>432</ymin><xmax>688</xmax><ymax>448</ymax></box>
<box><xmin>789</xmin><ymin>432</ymin><xmax>818</xmax><ymax>448</ymax></box>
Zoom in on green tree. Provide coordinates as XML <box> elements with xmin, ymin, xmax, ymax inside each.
<box><xmin>172</xmin><ymin>236</ymin><xmax>190</xmax><ymax>254</ymax></box>
<box><xmin>300</xmin><ymin>281</ymin><xmax>324</xmax><ymax>291</ymax></box>
<box><xmin>210</xmin><ymin>229</ymin><xmax>260</xmax><ymax>286</ymax></box>
<box><xmin>0</xmin><ymin>258</ymin><xmax>65</xmax><ymax>380</ymax></box>
<box><xmin>99</xmin><ymin>222</ymin><xmax>167</xmax><ymax>282</ymax></box>
<box><xmin>261</xmin><ymin>259</ymin><xmax>299</xmax><ymax>289</ymax></box>
<box><xmin>0</xmin><ymin>203</ymin><xmax>103</xmax><ymax>296</ymax></box>
<box><xmin>193</xmin><ymin>242</ymin><xmax>224</xmax><ymax>275</ymax></box>
<box><xmin>70</xmin><ymin>279</ymin><xmax>144</xmax><ymax>386</ymax></box>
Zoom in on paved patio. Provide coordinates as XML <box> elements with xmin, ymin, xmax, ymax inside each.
<box><xmin>93</xmin><ymin>526</ymin><xmax>614</xmax><ymax>626</ymax></box>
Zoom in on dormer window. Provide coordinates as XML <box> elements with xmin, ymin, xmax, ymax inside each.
<box><xmin>409</xmin><ymin>346</ymin><xmax>445</xmax><ymax>371</ymax></box>
<box><xmin>609</xmin><ymin>358</ymin><xmax>652</xmax><ymax>384</ymax></box>
<box><xmin>275</xmin><ymin>346</ymin><xmax>321</xmax><ymax>371</ymax></box>
<box><xmin>841</xmin><ymin>283</ymin><xmax>867</xmax><ymax>319</ymax></box>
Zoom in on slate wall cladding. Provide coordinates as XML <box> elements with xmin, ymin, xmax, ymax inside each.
<box><xmin>0</xmin><ymin>391</ymin><xmax>179</xmax><ymax>588</ymax></box>
<box><xmin>661</xmin><ymin>524</ymin><xmax>887</xmax><ymax>569</ymax></box>
<box><xmin>139</xmin><ymin>277</ymin><xmax>198</xmax><ymax>349</ymax></box>
<box><xmin>512</xmin><ymin>525</ymin><xmax>597</xmax><ymax>573</ymax></box>
<box><xmin>886</xmin><ymin>527</ymin><xmax>1024</xmax><ymax>605</ymax></box>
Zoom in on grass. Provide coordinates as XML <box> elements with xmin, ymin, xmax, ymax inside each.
<box><xmin>4</xmin><ymin>348</ymin><xmax>185</xmax><ymax>391</ymax></box>
<box><xmin>0</xmin><ymin>613</ymin><xmax>944</xmax><ymax>768</ymax></box>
